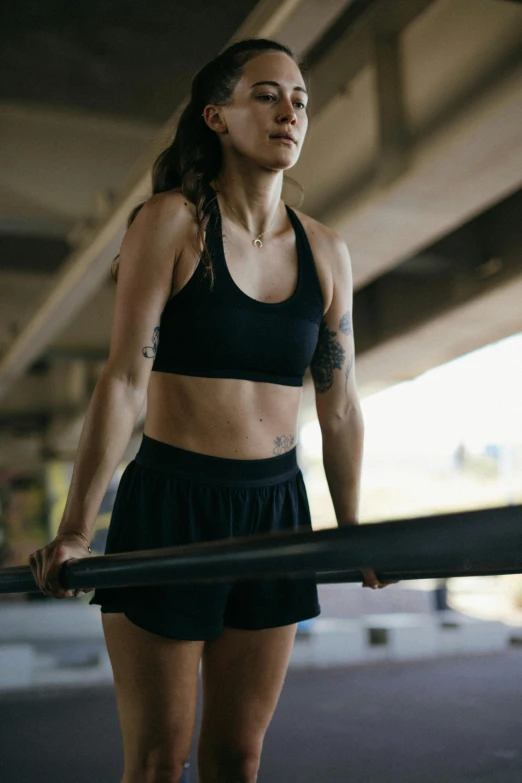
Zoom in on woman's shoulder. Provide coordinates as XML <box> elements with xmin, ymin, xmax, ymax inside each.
<box><xmin>135</xmin><ymin>190</ymin><xmax>202</xmax><ymax>248</ymax></box>
<box><xmin>289</xmin><ymin>205</ymin><xmax>342</xmax><ymax>250</ymax></box>
<box><xmin>118</xmin><ymin>191</ymin><xmax>198</xmax><ymax>273</ymax></box>
<box><xmin>146</xmin><ymin>189</ymin><xmax>195</xmax><ymax>221</ymax></box>
<box><xmin>149</xmin><ymin>189</ymin><xmax>214</xmax><ymax>232</ymax></box>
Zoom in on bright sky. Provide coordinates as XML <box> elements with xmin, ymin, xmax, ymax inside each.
<box><xmin>301</xmin><ymin>331</ymin><xmax>522</xmax><ymax>458</ymax></box>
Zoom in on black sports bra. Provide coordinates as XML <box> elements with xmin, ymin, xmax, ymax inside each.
<box><xmin>151</xmin><ymin>197</ymin><xmax>324</xmax><ymax>386</ymax></box>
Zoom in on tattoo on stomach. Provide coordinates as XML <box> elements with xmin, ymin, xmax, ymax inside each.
<box><xmin>273</xmin><ymin>434</ymin><xmax>296</xmax><ymax>455</ymax></box>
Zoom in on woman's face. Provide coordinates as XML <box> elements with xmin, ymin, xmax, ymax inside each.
<box><xmin>209</xmin><ymin>51</ymin><xmax>309</xmax><ymax>171</ymax></box>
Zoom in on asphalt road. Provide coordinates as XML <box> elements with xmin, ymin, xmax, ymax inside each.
<box><xmin>1</xmin><ymin>649</ymin><xmax>521</xmax><ymax>783</ymax></box>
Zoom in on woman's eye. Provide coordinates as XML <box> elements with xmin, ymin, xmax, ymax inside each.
<box><xmin>258</xmin><ymin>95</ymin><xmax>306</xmax><ymax>110</ymax></box>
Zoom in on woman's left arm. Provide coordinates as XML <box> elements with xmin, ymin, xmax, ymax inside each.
<box><xmin>310</xmin><ymin>231</ymin><xmax>364</xmax><ymax>527</ymax></box>
<box><xmin>310</xmin><ymin>233</ymin><xmax>398</xmax><ymax>588</ymax></box>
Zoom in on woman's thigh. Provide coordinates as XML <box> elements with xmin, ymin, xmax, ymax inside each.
<box><xmin>197</xmin><ymin>623</ymin><xmax>298</xmax><ymax>780</ymax></box>
<box><xmin>102</xmin><ymin>612</ymin><xmax>204</xmax><ymax>781</ymax></box>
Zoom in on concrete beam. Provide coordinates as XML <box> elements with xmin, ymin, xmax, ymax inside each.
<box><xmin>355</xmin><ymin>264</ymin><xmax>522</xmax><ymax>397</ymax></box>
<box><xmin>273</xmin><ymin>0</ymin><xmax>350</xmax><ymax>57</ymax></box>
<box><xmin>307</xmin><ymin>0</ymin><xmax>434</xmax><ymax>116</ymax></box>
<box><xmin>0</xmin><ymin>205</ymin><xmax>123</xmax><ymax>400</ymax></box>
<box><xmin>373</xmin><ymin>28</ymin><xmax>410</xmax><ymax>184</ymax></box>
<box><xmin>232</xmin><ymin>0</ymin><xmax>305</xmax><ymax>39</ymax></box>
<box><xmin>322</xmin><ymin>50</ymin><xmax>522</xmax><ymax>288</ymax></box>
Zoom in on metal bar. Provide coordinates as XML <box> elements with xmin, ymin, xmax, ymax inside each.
<box><xmin>2</xmin><ymin>562</ymin><xmax>522</xmax><ymax>595</ymax></box>
<box><xmin>0</xmin><ymin>504</ymin><xmax>520</xmax><ymax>595</ymax></box>
<box><xmin>318</xmin><ymin>565</ymin><xmax>522</xmax><ymax>583</ymax></box>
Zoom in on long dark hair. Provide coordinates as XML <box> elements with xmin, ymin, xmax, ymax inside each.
<box><xmin>112</xmin><ymin>38</ymin><xmax>309</xmax><ymax>289</ymax></box>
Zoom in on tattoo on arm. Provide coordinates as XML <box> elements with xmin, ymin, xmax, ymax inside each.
<box><xmin>341</xmin><ymin>309</ymin><xmax>354</xmax><ymax>393</ymax></box>
<box><xmin>310</xmin><ymin>319</ymin><xmax>346</xmax><ymax>394</ymax></box>
<box><xmin>142</xmin><ymin>326</ymin><xmax>160</xmax><ymax>359</ymax></box>
<box><xmin>273</xmin><ymin>434</ymin><xmax>296</xmax><ymax>455</ymax></box>
<box><xmin>310</xmin><ymin>309</ymin><xmax>354</xmax><ymax>395</ymax></box>
<box><xmin>339</xmin><ymin>309</ymin><xmax>352</xmax><ymax>336</ymax></box>
<box><xmin>344</xmin><ymin>352</ymin><xmax>354</xmax><ymax>392</ymax></box>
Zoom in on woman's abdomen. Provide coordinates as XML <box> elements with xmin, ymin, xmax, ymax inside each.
<box><xmin>144</xmin><ymin>370</ymin><xmax>302</xmax><ymax>459</ymax></box>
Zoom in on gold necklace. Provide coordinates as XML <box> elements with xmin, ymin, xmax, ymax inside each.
<box><xmin>220</xmin><ymin>194</ymin><xmax>279</xmax><ymax>248</ymax></box>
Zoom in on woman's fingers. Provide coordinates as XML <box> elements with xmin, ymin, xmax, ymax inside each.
<box><xmin>361</xmin><ymin>568</ymin><xmax>379</xmax><ymax>588</ymax></box>
<box><xmin>28</xmin><ymin>543</ymin><xmax>89</xmax><ymax>599</ymax></box>
<box><xmin>361</xmin><ymin>568</ymin><xmax>400</xmax><ymax>589</ymax></box>
<box><xmin>29</xmin><ymin>551</ymin><xmax>47</xmax><ymax>595</ymax></box>
<box><xmin>45</xmin><ymin>553</ymin><xmax>75</xmax><ymax>599</ymax></box>
<box><xmin>74</xmin><ymin>588</ymin><xmax>94</xmax><ymax>598</ymax></box>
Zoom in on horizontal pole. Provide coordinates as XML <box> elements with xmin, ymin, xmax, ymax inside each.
<box><xmin>2</xmin><ymin>563</ymin><xmax>521</xmax><ymax>595</ymax></box>
<box><xmin>318</xmin><ymin>565</ymin><xmax>522</xmax><ymax>584</ymax></box>
<box><xmin>0</xmin><ymin>504</ymin><xmax>520</xmax><ymax>595</ymax></box>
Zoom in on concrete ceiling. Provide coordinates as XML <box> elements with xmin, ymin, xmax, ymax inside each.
<box><xmin>0</xmin><ymin>0</ymin><xmax>521</xmax><ymax>466</ymax></box>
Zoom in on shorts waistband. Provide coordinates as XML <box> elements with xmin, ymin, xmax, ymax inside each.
<box><xmin>134</xmin><ymin>434</ymin><xmax>300</xmax><ymax>487</ymax></box>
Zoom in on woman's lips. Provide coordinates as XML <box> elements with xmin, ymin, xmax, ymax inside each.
<box><xmin>270</xmin><ymin>136</ymin><xmax>295</xmax><ymax>145</ymax></box>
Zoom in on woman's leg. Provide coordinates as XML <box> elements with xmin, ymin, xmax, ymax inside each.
<box><xmin>197</xmin><ymin>623</ymin><xmax>298</xmax><ymax>783</ymax></box>
<box><xmin>102</xmin><ymin>612</ymin><xmax>204</xmax><ymax>783</ymax></box>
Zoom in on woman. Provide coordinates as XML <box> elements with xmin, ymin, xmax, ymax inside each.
<box><xmin>29</xmin><ymin>38</ymin><xmax>397</xmax><ymax>783</ymax></box>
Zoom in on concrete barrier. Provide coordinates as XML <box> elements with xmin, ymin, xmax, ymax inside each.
<box><xmin>361</xmin><ymin>612</ymin><xmax>439</xmax><ymax>663</ymax></box>
<box><xmin>290</xmin><ymin>611</ymin><xmax>513</xmax><ymax>670</ymax></box>
<box><xmin>291</xmin><ymin>618</ymin><xmax>366</xmax><ymax>668</ymax></box>
<box><xmin>33</xmin><ymin>650</ymin><xmax>114</xmax><ymax>687</ymax></box>
<box><xmin>0</xmin><ymin>603</ymin><xmax>103</xmax><ymax>643</ymax></box>
<box><xmin>431</xmin><ymin>609</ymin><xmax>512</xmax><ymax>655</ymax></box>
<box><xmin>0</xmin><ymin>644</ymin><xmax>35</xmax><ymax>690</ymax></box>
<box><xmin>0</xmin><ymin>604</ymin><xmax>515</xmax><ymax>690</ymax></box>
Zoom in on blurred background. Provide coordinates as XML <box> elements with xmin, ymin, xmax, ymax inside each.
<box><xmin>1</xmin><ymin>0</ymin><xmax>522</xmax><ymax>780</ymax></box>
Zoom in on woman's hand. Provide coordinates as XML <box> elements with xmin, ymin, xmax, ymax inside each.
<box><xmin>361</xmin><ymin>567</ymin><xmax>400</xmax><ymax>589</ymax></box>
<box><xmin>28</xmin><ymin>532</ymin><xmax>93</xmax><ymax>600</ymax></box>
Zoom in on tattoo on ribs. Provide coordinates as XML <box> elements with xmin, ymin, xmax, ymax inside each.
<box><xmin>273</xmin><ymin>434</ymin><xmax>296</xmax><ymax>455</ymax></box>
<box><xmin>310</xmin><ymin>319</ymin><xmax>346</xmax><ymax>394</ymax></box>
<box><xmin>142</xmin><ymin>326</ymin><xmax>160</xmax><ymax>359</ymax></box>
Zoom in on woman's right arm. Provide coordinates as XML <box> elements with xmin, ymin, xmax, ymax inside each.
<box><xmin>29</xmin><ymin>191</ymin><xmax>190</xmax><ymax>598</ymax></box>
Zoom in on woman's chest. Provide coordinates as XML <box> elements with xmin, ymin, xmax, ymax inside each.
<box><xmin>171</xmin><ymin>211</ymin><xmax>332</xmax><ymax>313</ymax></box>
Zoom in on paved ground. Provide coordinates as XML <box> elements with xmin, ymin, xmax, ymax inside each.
<box><xmin>1</xmin><ymin>648</ymin><xmax>521</xmax><ymax>783</ymax></box>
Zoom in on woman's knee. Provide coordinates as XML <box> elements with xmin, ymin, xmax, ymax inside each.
<box><xmin>198</xmin><ymin>749</ymin><xmax>261</xmax><ymax>783</ymax></box>
<box><xmin>125</xmin><ymin>749</ymin><xmax>190</xmax><ymax>783</ymax></box>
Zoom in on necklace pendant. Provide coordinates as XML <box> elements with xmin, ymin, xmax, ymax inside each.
<box><xmin>253</xmin><ymin>238</ymin><xmax>263</xmax><ymax>248</ymax></box>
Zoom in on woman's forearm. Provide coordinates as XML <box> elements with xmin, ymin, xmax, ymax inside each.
<box><xmin>320</xmin><ymin>406</ymin><xmax>365</xmax><ymax>527</ymax></box>
<box><xmin>56</xmin><ymin>369</ymin><xmax>146</xmax><ymax>544</ymax></box>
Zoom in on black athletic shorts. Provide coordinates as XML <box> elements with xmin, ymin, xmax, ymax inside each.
<box><xmin>89</xmin><ymin>434</ymin><xmax>321</xmax><ymax>640</ymax></box>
